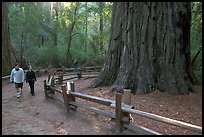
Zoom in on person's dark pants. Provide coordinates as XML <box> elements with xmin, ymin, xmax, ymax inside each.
<box><xmin>15</xmin><ymin>83</ymin><xmax>23</xmax><ymax>89</ymax></box>
<box><xmin>28</xmin><ymin>80</ymin><xmax>35</xmax><ymax>95</ymax></box>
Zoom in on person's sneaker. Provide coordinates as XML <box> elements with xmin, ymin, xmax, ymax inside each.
<box><xmin>32</xmin><ymin>93</ymin><xmax>35</xmax><ymax>96</ymax></box>
<box><xmin>20</xmin><ymin>92</ymin><xmax>23</xmax><ymax>96</ymax></box>
<box><xmin>17</xmin><ymin>93</ymin><xmax>20</xmax><ymax>98</ymax></box>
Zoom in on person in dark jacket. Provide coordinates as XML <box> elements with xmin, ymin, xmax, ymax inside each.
<box><xmin>26</xmin><ymin>65</ymin><xmax>37</xmax><ymax>96</ymax></box>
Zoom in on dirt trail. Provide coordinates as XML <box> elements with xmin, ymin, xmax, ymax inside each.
<box><xmin>2</xmin><ymin>75</ymin><xmax>115</xmax><ymax>135</ymax></box>
<box><xmin>2</xmin><ymin>74</ymin><xmax>202</xmax><ymax>135</ymax></box>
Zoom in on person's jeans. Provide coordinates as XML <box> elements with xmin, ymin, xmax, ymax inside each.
<box><xmin>28</xmin><ymin>80</ymin><xmax>35</xmax><ymax>95</ymax></box>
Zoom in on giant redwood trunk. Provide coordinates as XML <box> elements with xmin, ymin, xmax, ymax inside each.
<box><xmin>90</xmin><ymin>2</ymin><xmax>196</xmax><ymax>95</ymax></box>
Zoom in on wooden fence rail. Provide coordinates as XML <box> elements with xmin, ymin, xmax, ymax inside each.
<box><xmin>2</xmin><ymin>69</ymin><xmax>42</xmax><ymax>80</ymax></box>
<box><xmin>121</xmin><ymin>107</ymin><xmax>202</xmax><ymax>134</ymax></box>
<box><xmin>2</xmin><ymin>76</ymin><xmax>10</xmax><ymax>80</ymax></box>
<box><xmin>2</xmin><ymin>66</ymin><xmax>100</xmax><ymax>80</ymax></box>
<box><xmin>55</xmin><ymin>66</ymin><xmax>101</xmax><ymax>73</ymax></box>
<box><xmin>43</xmin><ymin>75</ymin><xmax>202</xmax><ymax>135</ymax></box>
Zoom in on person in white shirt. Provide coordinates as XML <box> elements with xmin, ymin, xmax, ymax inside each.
<box><xmin>10</xmin><ymin>63</ymin><xmax>24</xmax><ymax>98</ymax></box>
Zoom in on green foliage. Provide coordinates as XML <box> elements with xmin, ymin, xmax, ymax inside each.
<box><xmin>2</xmin><ymin>62</ymin><xmax>11</xmax><ymax>76</ymax></box>
<box><xmin>192</xmin><ymin>50</ymin><xmax>202</xmax><ymax>82</ymax></box>
<box><xmin>191</xmin><ymin>46</ymin><xmax>202</xmax><ymax>82</ymax></box>
<box><xmin>191</xmin><ymin>2</ymin><xmax>202</xmax><ymax>83</ymax></box>
<box><xmin>24</xmin><ymin>46</ymin><xmax>65</xmax><ymax>68</ymax></box>
<box><xmin>6</xmin><ymin>2</ymin><xmax>111</xmax><ymax>71</ymax></box>
<box><xmin>71</xmin><ymin>47</ymin><xmax>105</xmax><ymax>67</ymax></box>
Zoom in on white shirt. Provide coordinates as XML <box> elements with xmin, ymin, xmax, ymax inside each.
<box><xmin>10</xmin><ymin>68</ymin><xmax>24</xmax><ymax>83</ymax></box>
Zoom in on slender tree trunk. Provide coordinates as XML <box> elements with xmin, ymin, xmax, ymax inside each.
<box><xmin>64</xmin><ymin>3</ymin><xmax>79</xmax><ymax>67</ymax></box>
<box><xmin>20</xmin><ymin>32</ymin><xmax>24</xmax><ymax>67</ymax></box>
<box><xmin>48</xmin><ymin>2</ymin><xmax>58</xmax><ymax>67</ymax></box>
<box><xmin>84</xmin><ymin>2</ymin><xmax>88</xmax><ymax>53</ymax></box>
<box><xmin>90</xmin><ymin>2</ymin><xmax>196</xmax><ymax>95</ymax></box>
<box><xmin>53</xmin><ymin>2</ymin><xmax>58</xmax><ymax>47</ymax></box>
<box><xmin>99</xmin><ymin>2</ymin><xmax>104</xmax><ymax>51</ymax></box>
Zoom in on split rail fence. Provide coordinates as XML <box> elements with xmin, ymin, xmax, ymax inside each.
<box><xmin>43</xmin><ymin>71</ymin><xmax>202</xmax><ymax>135</ymax></box>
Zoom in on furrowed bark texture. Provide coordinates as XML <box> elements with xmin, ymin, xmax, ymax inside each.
<box><xmin>90</xmin><ymin>2</ymin><xmax>195</xmax><ymax>95</ymax></box>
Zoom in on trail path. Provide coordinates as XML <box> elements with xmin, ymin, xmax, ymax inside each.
<box><xmin>2</xmin><ymin>75</ymin><xmax>202</xmax><ymax>135</ymax></box>
<box><xmin>2</xmin><ymin>75</ymin><xmax>115</xmax><ymax>135</ymax></box>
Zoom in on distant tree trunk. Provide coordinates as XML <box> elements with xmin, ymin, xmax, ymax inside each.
<box><xmin>53</xmin><ymin>2</ymin><xmax>58</xmax><ymax>47</ymax></box>
<box><xmin>47</xmin><ymin>2</ymin><xmax>58</xmax><ymax>67</ymax></box>
<box><xmin>99</xmin><ymin>2</ymin><xmax>104</xmax><ymax>51</ymax></box>
<box><xmin>84</xmin><ymin>2</ymin><xmax>88</xmax><ymax>53</ymax></box>
<box><xmin>2</xmin><ymin>2</ymin><xmax>12</xmax><ymax>76</ymax></box>
<box><xmin>20</xmin><ymin>32</ymin><xmax>24</xmax><ymax>68</ymax></box>
<box><xmin>64</xmin><ymin>3</ymin><xmax>79</xmax><ymax>67</ymax></box>
<box><xmin>90</xmin><ymin>2</ymin><xmax>196</xmax><ymax>95</ymax></box>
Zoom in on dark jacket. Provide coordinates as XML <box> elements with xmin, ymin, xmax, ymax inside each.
<box><xmin>26</xmin><ymin>70</ymin><xmax>37</xmax><ymax>82</ymax></box>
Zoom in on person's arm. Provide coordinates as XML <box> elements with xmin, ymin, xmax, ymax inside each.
<box><xmin>10</xmin><ymin>69</ymin><xmax>14</xmax><ymax>82</ymax></box>
<box><xmin>26</xmin><ymin>71</ymin><xmax>28</xmax><ymax>82</ymax></box>
<box><xmin>33</xmin><ymin>71</ymin><xmax>37</xmax><ymax>81</ymax></box>
<box><xmin>21</xmin><ymin>69</ymin><xmax>24</xmax><ymax>83</ymax></box>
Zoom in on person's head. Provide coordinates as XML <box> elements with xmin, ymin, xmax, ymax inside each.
<box><xmin>15</xmin><ymin>63</ymin><xmax>19</xmax><ymax>70</ymax></box>
<box><xmin>28</xmin><ymin>65</ymin><xmax>32</xmax><ymax>71</ymax></box>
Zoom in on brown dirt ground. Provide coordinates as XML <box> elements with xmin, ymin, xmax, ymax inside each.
<box><xmin>2</xmin><ymin>74</ymin><xmax>202</xmax><ymax>135</ymax></box>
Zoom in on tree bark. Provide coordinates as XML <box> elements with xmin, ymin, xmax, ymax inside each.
<box><xmin>64</xmin><ymin>3</ymin><xmax>79</xmax><ymax>67</ymax></box>
<box><xmin>53</xmin><ymin>2</ymin><xmax>58</xmax><ymax>47</ymax></box>
<box><xmin>84</xmin><ymin>2</ymin><xmax>88</xmax><ymax>53</ymax></box>
<box><xmin>2</xmin><ymin>2</ymin><xmax>12</xmax><ymax>76</ymax></box>
<box><xmin>90</xmin><ymin>2</ymin><xmax>196</xmax><ymax>95</ymax></box>
<box><xmin>99</xmin><ymin>2</ymin><xmax>104</xmax><ymax>51</ymax></box>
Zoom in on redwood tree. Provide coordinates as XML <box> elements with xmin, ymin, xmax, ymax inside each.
<box><xmin>90</xmin><ymin>2</ymin><xmax>197</xmax><ymax>95</ymax></box>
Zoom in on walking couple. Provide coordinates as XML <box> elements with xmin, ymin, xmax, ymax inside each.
<box><xmin>10</xmin><ymin>63</ymin><xmax>37</xmax><ymax>98</ymax></box>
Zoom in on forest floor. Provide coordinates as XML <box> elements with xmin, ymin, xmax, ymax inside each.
<box><xmin>2</xmin><ymin>74</ymin><xmax>202</xmax><ymax>135</ymax></box>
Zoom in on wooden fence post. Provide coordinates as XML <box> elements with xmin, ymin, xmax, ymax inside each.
<box><xmin>62</xmin><ymin>67</ymin><xmax>65</xmax><ymax>74</ymax></box>
<box><xmin>67</xmin><ymin>81</ymin><xmax>77</xmax><ymax>110</ymax></box>
<box><xmin>77</xmin><ymin>72</ymin><xmax>82</xmax><ymax>79</ymax></box>
<box><xmin>48</xmin><ymin>74</ymin><xmax>50</xmax><ymax>82</ymax></box>
<box><xmin>44</xmin><ymin>80</ymin><xmax>48</xmax><ymax>98</ymax></box>
<box><xmin>59</xmin><ymin>72</ymin><xmax>63</xmax><ymax>84</ymax></box>
<box><xmin>50</xmin><ymin>76</ymin><xmax>55</xmax><ymax>94</ymax></box>
<box><xmin>115</xmin><ymin>92</ymin><xmax>123</xmax><ymax>134</ymax></box>
<box><xmin>70</xmin><ymin>82</ymin><xmax>76</xmax><ymax>101</ymax></box>
<box><xmin>61</xmin><ymin>84</ymin><xmax>70</xmax><ymax>112</ymax></box>
<box><xmin>122</xmin><ymin>89</ymin><xmax>132</xmax><ymax>124</ymax></box>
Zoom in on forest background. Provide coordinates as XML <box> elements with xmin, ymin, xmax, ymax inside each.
<box><xmin>2</xmin><ymin>2</ymin><xmax>202</xmax><ymax>85</ymax></box>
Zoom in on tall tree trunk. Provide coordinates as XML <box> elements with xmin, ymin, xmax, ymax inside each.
<box><xmin>2</xmin><ymin>2</ymin><xmax>12</xmax><ymax>76</ymax></box>
<box><xmin>90</xmin><ymin>2</ymin><xmax>196</xmax><ymax>95</ymax></box>
<box><xmin>99</xmin><ymin>2</ymin><xmax>104</xmax><ymax>51</ymax></box>
<box><xmin>48</xmin><ymin>2</ymin><xmax>58</xmax><ymax>67</ymax></box>
<box><xmin>84</xmin><ymin>2</ymin><xmax>88</xmax><ymax>53</ymax></box>
<box><xmin>53</xmin><ymin>2</ymin><xmax>58</xmax><ymax>47</ymax></box>
<box><xmin>64</xmin><ymin>3</ymin><xmax>79</xmax><ymax>67</ymax></box>
<box><xmin>20</xmin><ymin>32</ymin><xmax>24</xmax><ymax>68</ymax></box>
